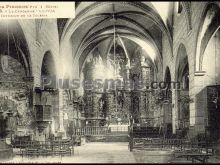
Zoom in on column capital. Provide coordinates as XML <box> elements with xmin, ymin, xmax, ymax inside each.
<box><xmin>140</xmin><ymin>65</ymin><xmax>151</xmax><ymax>69</ymax></box>
<box><xmin>194</xmin><ymin>71</ymin><xmax>206</xmax><ymax>76</ymax></box>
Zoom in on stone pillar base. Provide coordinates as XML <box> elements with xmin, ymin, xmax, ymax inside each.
<box><xmin>213</xmin><ymin>139</ymin><xmax>220</xmax><ymax>156</ymax></box>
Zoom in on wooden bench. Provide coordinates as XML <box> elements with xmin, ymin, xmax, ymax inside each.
<box><xmin>52</xmin><ymin>140</ymin><xmax>72</xmax><ymax>156</ymax></box>
<box><xmin>172</xmin><ymin>142</ymin><xmax>214</xmax><ymax>163</ymax></box>
<box><xmin>72</xmin><ymin>136</ymin><xmax>81</xmax><ymax>146</ymax></box>
<box><xmin>128</xmin><ymin>125</ymin><xmax>161</xmax><ymax>151</ymax></box>
<box><xmin>16</xmin><ymin>140</ymin><xmax>74</xmax><ymax>157</ymax></box>
<box><xmin>129</xmin><ymin>138</ymin><xmax>185</xmax><ymax>151</ymax></box>
<box><xmin>174</xmin><ymin>150</ymin><xmax>213</xmax><ymax>163</ymax></box>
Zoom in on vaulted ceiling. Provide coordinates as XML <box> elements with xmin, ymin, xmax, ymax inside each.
<box><xmin>0</xmin><ymin>20</ymin><xmax>31</xmax><ymax>76</ymax></box>
<box><xmin>59</xmin><ymin>2</ymin><xmax>175</xmax><ymax>76</ymax></box>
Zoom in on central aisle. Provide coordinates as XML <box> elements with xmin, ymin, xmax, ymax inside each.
<box><xmin>71</xmin><ymin>142</ymin><xmax>136</xmax><ymax>163</ymax></box>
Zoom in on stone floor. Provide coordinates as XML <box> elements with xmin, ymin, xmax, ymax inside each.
<box><xmin>2</xmin><ymin>142</ymin><xmax>220</xmax><ymax>163</ymax></box>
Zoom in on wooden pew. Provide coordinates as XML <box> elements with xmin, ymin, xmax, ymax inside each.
<box><xmin>15</xmin><ymin>139</ymin><xmax>74</xmax><ymax>157</ymax></box>
<box><xmin>128</xmin><ymin>125</ymin><xmax>161</xmax><ymax>151</ymax></box>
<box><xmin>174</xmin><ymin>140</ymin><xmax>214</xmax><ymax>163</ymax></box>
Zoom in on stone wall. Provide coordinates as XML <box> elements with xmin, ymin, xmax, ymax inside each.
<box><xmin>0</xmin><ymin>19</ymin><xmax>62</xmax><ymax>140</ymax></box>
<box><xmin>18</xmin><ymin>19</ymin><xmax>60</xmax><ymax>87</ymax></box>
<box><xmin>166</xmin><ymin>2</ymin><xmax>220</xmax><ymax>135</ymax></box>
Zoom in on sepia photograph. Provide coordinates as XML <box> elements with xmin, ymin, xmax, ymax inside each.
<box><xmin>0</xmin><ymin>1</ymin><xmax>220</xmax><ymax>163</ymax></box>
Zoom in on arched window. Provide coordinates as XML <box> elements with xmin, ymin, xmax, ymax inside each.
<box><xmin>175</xmin><ymin>2</ymin><xmax>183</xmax><ymax>14</ymax></box>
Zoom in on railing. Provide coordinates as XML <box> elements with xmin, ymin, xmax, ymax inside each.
<box><xmin>108</xmin><ymin>125</ymin><xmax>129</xmax><ymax>133</ymax></box>
<box><xmin>72</xmin><ymin>125</ymin><xmax>129</xmax><ymax>136</ymax></box>
<box><xmin>72</xmin><ymin>126</ymin><xmax>109</xmax><ymax>136</ymax></box>
<box><xmin>129</xmin><ymin>126</ymin><xmax>161</xmax><ymax>138</ymax></box>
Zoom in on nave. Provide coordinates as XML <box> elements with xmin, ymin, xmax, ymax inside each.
<box><xmin>1</xmin><ymin>1</ymin><xmax>220</xmax><ymax>164</ymax></box>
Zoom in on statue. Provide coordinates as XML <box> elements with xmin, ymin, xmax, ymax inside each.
<box><xmin>117</xmin><ymin>91</ymin><xmax>124</xmax><ymax>110</ymax></box>
<box><xmin>99</xmin><ymin>98</ymin><xmax>104</xmax><ymax>112</ymax></box>
<box><xmin>1</xmin><ymin>53</ymin><xmax>14</xmax><ymax>74</ymax></box>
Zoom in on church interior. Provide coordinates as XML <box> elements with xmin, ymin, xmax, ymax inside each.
<box><xmin>1</xmin><ymin>1</ymin><xmax>220</xmax><ymax>163</ymax></box>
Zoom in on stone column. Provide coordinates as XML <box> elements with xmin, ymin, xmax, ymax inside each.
<box><xmin>162</xmin><ymin>103</ymin><xmax>167</xmax><ymax>132</ymax></box>
<box><xmin>58</xmin><ymin>89</ymin><xmax>65</xmax><ymax>135</ymax></box>
<box><xmin>190</xmin><ymin>71</ymin><xmax>206</xmax><ymax>135</ymax></box>
<box><xmin>140</xmin><ymin>65</ymin><xmax>151</xmax><ymax>123</ymax></box>
<box><xmin>216</xmin><ymin>32</ymin><xmax>220</xmax><ymax>84</ymax></box>
<box><xmin>172</xmin><ymin>87</ymin><xmax>178</xmax><ymax>134</ymax></box>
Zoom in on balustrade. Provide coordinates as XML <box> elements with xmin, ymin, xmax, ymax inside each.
<box><xmin>72</xmin><ymin>125</ymin><xmax>129</xmax><ymax>136</ymax></box>
<box><xmin>72</xmin><ymin>126</ymin><xmax>109</xmax><ymax>136</ymax></box>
